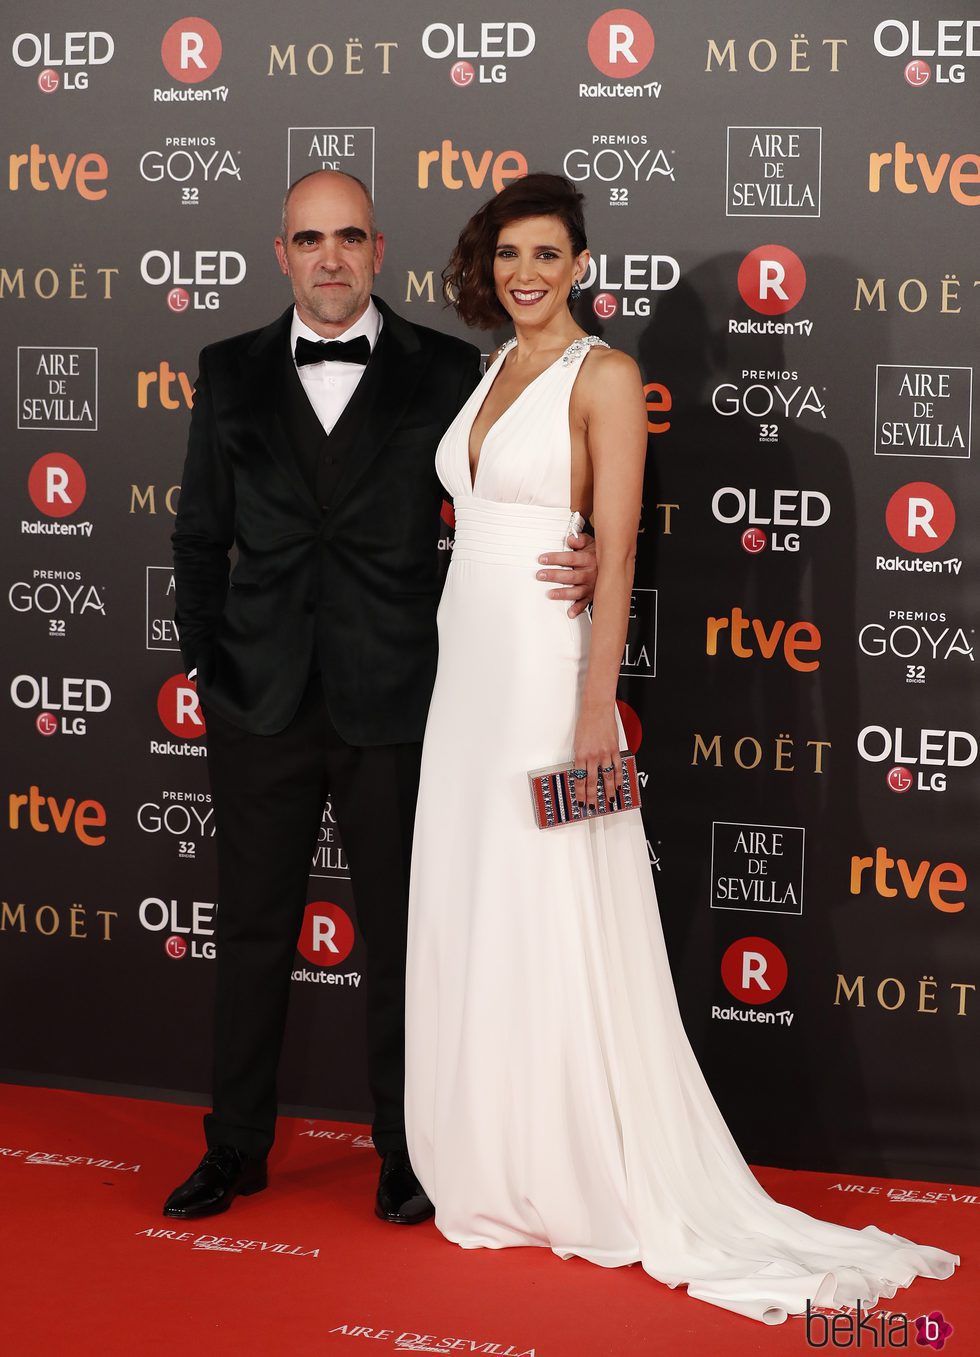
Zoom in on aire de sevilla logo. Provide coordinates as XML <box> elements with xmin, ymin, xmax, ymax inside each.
<box><xmin>721</xmin><ymin>936</ymin><xmax>788</xmax><ymax>1004</ymax></box>
<box><xmin>28</xmin><ymin>453</ymin><xmax>86</xmax><ymax>517</ymax></box>
<box><xmin>157</xmin><ymin>674</ymin><xmax>205</xmax><ymax>738</ymax></box>
<box><xmin>296</xmin><ymin>901</ymin><xmax>355</xmax><ymax>967</ymax></box>
<box><xmin>588</xmin><ymin>10</ymin><xmax>655</xmax><ymax>78</ymax></box>
<box><xmin>886</xmin><ymin>482</ymin><xmax>956</xmax><ymax>552</ymax></box>
<box><xmin>737</xmin><ymin>244</ymin><xmax>806</xmax><ymax>314</ymax></box>
<box><xmin>161</xmin><ymin>18</ymin><xmax>222</xmax><ymax>83</ymax></box>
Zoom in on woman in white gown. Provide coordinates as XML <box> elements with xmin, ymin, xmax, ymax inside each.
<box><xmin>403</xmin><ymin>174</ymin><xmax>958</xmax><ymax>1324</ymax></box>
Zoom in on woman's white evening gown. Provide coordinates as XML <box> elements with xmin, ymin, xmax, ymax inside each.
<box><xmin>404</xmin><ymin>337</ymin><xmax>958</xmax><ymax>1324</ymax></box>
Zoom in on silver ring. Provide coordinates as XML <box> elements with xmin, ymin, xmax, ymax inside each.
<box><xmin>572</xmin><ymin>768</ymin><xmax>587</xmax><ymax>779</ymax></box>
<box><xmin>600</xmin><ymin>764</ymin><xmax>615</xmax><ymax>773</ymax></box>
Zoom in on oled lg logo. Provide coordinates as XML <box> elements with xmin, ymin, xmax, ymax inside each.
<box><xmin>157</xmin><ymin>18</ymin><xmax>226</xmax><ymax>102</ymax></box>
<box><xmin>421</xmin><ymin>21</ymin><xmax>535</xmax><ymax>86</ymax></box>
<box><xmin>858</xmin><ymin>725</ymin><xmax>976</xmax><ymax>794</ymax></box>
<box><xmin>585</xmin><ymin>252</ymin><xmax>680</xmax><ymax>320</ymax></box>
<box><xmin>11</xmin><ymin>674</ymin><xmax>111</xmax><ymax>737</ymax></box>
<box><xmin>582</xmin><ymin>10</ymin><xmax>659</xmax><ymax>99</ymax></box>
<box><xmin>139</xmin><ymin>896</ymin><xmax>216</xmax><ymax>960</ymax></box>
<box><xmin>878</xmin><ymin>481</ymin><xmax>960</xmax><ymax>576</ymax></box>
<box><xmin>140</xmin><ymin>249</ymin><xmax>246</xmax><ymax>312</ymax></box>
<box><xmin>712</xmin><ymin>488</ymin><xmax>830</xmax><ymax>554</ymax></box>
<box><xmin>875</xmin><ymin>17</ymin><xmax>977</xmax><ymax>86</ymax></box>
<box><xmin>11</xmin><ymin>31</ymin><xmax>114</xmax><ymax>93</ymax></box>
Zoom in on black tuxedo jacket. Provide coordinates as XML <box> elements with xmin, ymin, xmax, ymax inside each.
<box><xmin>172</xmin><ymin>297</ymin><xmax>481</xmax><ymax>743</ymax></box>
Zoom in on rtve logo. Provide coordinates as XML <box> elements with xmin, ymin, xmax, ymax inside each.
<box><xmin>8</xmin><ymin>785</ymin><xmax>106</xmax><ymax>845</ymax></box>
<box><xmin>28</xmin><ymin>453</ymin><xmax>86</xmax><ymax>517</ymax></box>
<box><xmin>706</xmin><ymin>608</ymin><xmax>821</xmax><ymax>671</ymax></box>
<box><xmin>137</xmin><ymin>363</ymin><xmax>195</xmax><ymax>409</ymax></box>
<box><xmin>417</xmin><ymin>141</ymin><xmax>527</xmax><ymax>191</ymax></box>
<box><xmin>160</xmin><ymin>17</ymin><xmax>222</xmax><ymax>83</ymax></box>
<box><xmin>7</xmin><ymin>144</ymin><xmax>108</xmax><ymax>200</ymax></box>
<box><xmin>296</xmin><ymin>901</ymin><xmax>356</xmax><ymax>967</ymax></box>
<box><xmin>885</xmin><ymin>482</ymin><xmax>956</xmax><ymax>552</ymax></box>
<box><xmin>587</xmin><ymin>10</ymin><xmax>655</xmax><ymax>79</ymax></box>
<box><xmin>737</xmin><ymin>245</ymin><xmax>806</xmax><ymax>314</ymax></box>
<box><xmin>850</xmin><ymin>847</ymin><xmax>966</xmax><ymax>914</ymax></box>
<box><xmin>869</xmin><ymin>142</ymin><xmax>980</xmax><ymax>205</ymax></box>
<box><xmin>720</xmin><ymin>936</ymin><xmax>788</xmax><ymax>1004</ymax></box>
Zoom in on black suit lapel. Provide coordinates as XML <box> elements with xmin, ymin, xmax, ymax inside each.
<box><xmin>241</xmin><ymin>308</ymin><xmax>320</xmax><ymax>514</ymax></box>
<box><xmin>328</xmin><ymin>297</ymin><xmax>428</xmax><ymax>511</ymax></box>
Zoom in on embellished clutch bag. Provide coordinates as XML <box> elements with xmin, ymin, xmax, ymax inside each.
<box><xmin>528</xmin><ymin>753</ymin><xmax>641</xmax><ymax>830</ymax></box>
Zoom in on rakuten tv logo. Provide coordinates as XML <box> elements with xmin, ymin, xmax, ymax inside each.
<box><xmin>296</xmin><ymin>901</ymin><xmax>356</xmax><ymax>966</ymax></box>
<box><xmin>28</xmin><ymin>453</ymin><xmax>86</xmax><ymax>516</ymax></box>
<box><xmin>157</xmin><ymin>674</ymin><xmax>205</xmax><ymax>739</ymax></box>
<box><xmin>737</xmin><ymin>245</ymin><xmax>806</xmax><ymax>314</ymax></box>
<box><xmin>161</xmin><ymin>18</ymin><xmax>222</xmax><ymax>83</ymax></box>
<box><xmin>885</xmin><ymin>482</ymin><xmax>956</xmax><ymax>552</ymax></box>
<box><xmin>720</xmin><ymin>937</ymin><xmax>788</xmax><ymax>1004</ymax></box>
<box><xmin>588</xmin><ymin>10</ymin><xmax>655</xmax><ymax>77</ymax></box>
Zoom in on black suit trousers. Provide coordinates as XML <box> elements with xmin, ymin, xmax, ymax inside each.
<box><xmin>201</xmin><ymin>677</ymin><xmax>422</xmax><ymax>1159</ymax></box>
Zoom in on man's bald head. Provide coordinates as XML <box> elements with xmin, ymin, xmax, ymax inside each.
<box><xmin>281</xmin><ymin>170</ymin><xmax>377</xmax><ymax>241</ymax></box>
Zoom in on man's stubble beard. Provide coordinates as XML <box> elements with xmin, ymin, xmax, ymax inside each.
<box><xmin>297</xmin><ymin>276</ymin><xmax>370</xmax><ymax>330</ymax></box>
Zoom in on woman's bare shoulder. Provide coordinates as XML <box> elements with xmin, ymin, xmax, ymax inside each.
<box><xmin>578</xmin><ymin>344</ymin><xmax>643</xmax><ymax>395</ymax></box>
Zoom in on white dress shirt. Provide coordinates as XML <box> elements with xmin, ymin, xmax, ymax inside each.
<box><xmin>290</xmin><ymin>300</ymin><xmax>383</xmax><ymax>435</ymax></box>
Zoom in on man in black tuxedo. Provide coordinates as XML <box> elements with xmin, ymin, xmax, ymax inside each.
<box><xmin>163</xmin><ymin>171</ymin><xmax>595</xmax><ymax>1223</ymax></box>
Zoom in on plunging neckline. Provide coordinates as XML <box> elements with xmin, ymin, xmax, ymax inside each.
<box><xmin>466</xmin><ymin>338</ymin><xmax>581</xmax><ymax>494</ymax></box>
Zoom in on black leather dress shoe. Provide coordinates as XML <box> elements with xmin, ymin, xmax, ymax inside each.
<box><xmin>162</xmin><ymin>1145</ymin><xmax>267</xmax><ymax>1219</ymax></box>
<box><xmin>374</xmin><ymin>1149</ymin><xmax>434</xmax><ymax>1225</ymax></box>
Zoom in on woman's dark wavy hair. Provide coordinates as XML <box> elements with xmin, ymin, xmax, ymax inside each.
<box><xmin>443</xmin><ymin>173</ymin><xmax>587</xmax><ymax>329</ymax></box>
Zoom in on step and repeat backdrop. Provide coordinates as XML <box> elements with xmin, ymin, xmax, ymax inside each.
<box><xmin>1</xmin><ymin>2</ymin><xmax>978</xmax><ymax>1184</ymax></box>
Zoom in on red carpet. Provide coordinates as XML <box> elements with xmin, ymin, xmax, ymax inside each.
<box><xmin>0</xmin><ymin>1083</ymin><xmax>971</xmax><ymax>1356</ymax></box>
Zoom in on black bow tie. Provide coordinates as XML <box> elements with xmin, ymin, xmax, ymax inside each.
<box><xmin>295</xmin><ymin>334</ymin><xmax>371</xmax><ymax>367</ymax></box>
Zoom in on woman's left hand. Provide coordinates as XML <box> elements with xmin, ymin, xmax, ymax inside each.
<box><xmin>572</xmin><ymin>704</ymin><xmax>623</xmax><ymax>811</ymax></box>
